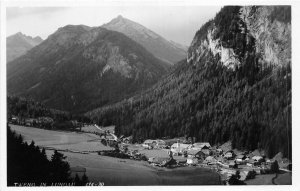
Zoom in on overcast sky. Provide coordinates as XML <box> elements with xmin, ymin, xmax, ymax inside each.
<box><xmin>6</xmin><ymin>6</ymin><xmax>221</xmax><ymax>46</ymax></box>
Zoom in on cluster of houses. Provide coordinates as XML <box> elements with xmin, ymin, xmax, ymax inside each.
<box><xmin>9</xmin><ymin>116</ymin><xmax>88</xmax><ymax>132</ymax></box>
<box><xmin>10</xmin><ymin>116</ymin><xmax>54</xmax><ymax>128</ymax></box>
<box><xmin>140</xmin><ymin>140</ymin><xmax>291</xmax><ymax>178</ymax></box>
<box><xmin>142</xmin><ymin>139</ymin><xmax>167</xmax><ymax>149</ymax></box>
<box><xmin>169</xmin><ymin>142</ymin><xmax>277</xmax><ymax>169</ymax></box>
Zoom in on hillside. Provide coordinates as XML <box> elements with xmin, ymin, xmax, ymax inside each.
<box><xmin>102</xmin><ymin>15</ymin><xmax>187</xmax><ymax>65</ymax></box>
<box><xmin>6</xmin><ymin>32</ymin><xmax>43</xmax><ymax>62</ymax></box>
<box><xmin>7</xmin><ymin>25</ymin><xmax>170</xmax><ymax>113</ymax></box>
<box><xmin>87</xmin><ymin>6</ymin><xmax>291</xmax><ymax>159</ymax></box>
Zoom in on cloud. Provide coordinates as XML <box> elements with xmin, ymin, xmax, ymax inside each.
<box><xmin>7</xmin><ymin>7</ymin><xmax>68</xmax><ymax>20</ymax></box>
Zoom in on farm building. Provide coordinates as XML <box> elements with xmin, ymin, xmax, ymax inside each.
<box><xmin>142</xmin><ymin>139</ymin><xmax>155</xmax><ymax>149</ymax></box>
<box><xmin>224</xmin><ymin>150</ymin><xmax>235</xmax><ymax>159</ymax></box>
<box><xmin>25</xmin><ymin>118</ymin><xmax>36</xmax><ymax>126</ymax></box>
<box><xmin>171</xmin><ymin>143</ymin><xmax>192</xmax><ymax>155</ymax></box>
<box><xmin>187</xmin><ymin>157</ymin><xmax>199</xmax><ymax>165</ymax></box>
<box><xmin>187</xmin><ymin>150</ymin><xmax>206</xmax><ymax>160</ymax></box>
<box><xmin>236</xmin><ymin>154</ymin><xmax>246</xmax><ymax>163</ymax></box>
<box><xmin>246</xmin><ymin>159</ymin><xmax>261</xmax><ymax>167</ymax></box>
<box><xmin>148</xmin><ymin>157</ymin><xmax>176</xmax><ymax>167</ymax></box>
<box><xmin>129</xmin><ymin>150</ymin><xmax>141</xmax><ymax>157</ymax></box>
<box><xmin>10</xmin><ymin>116</ymin><xmax>19</xmax><ymax>124</ymax></box>
<box><xmin>219</xmin><ymin>141</ymin><xmax>232</xmax><ymax>153</ymax></box>
<box><xmin>247</xmin><ymin>149</ymin><xmax>265</xmax><ymax>159</ymax></box>
<box><xmin>153</xmin><ymin>140</ymin><xmax>166</xmax><ymax>148</ymax></box>
<box><xmin>201</xmin><ymin>145</ymin><xmax>211</xmax><ymax>156</ymax></box>
<box><xmin>203</xmin><ymin>156</ymin><xmax>217</xmax><ymax>165</ymax></box>
<box><xmin>123</xmin><ymin>136</ymin><xmax>133</xmax><ymax>144</ymax></box>
<box><xmin>119</xmin><ymin>144</ymin><xmax>129</xmax><ymax>153</ymax></box>
<box><xmin>216</xmin><ymin>148</ymin><xmax>223</xmax><ymax>154</ymax></box>
<box><xmin>252</xmin><ymin>155</ymin><xmax>264</xmax><ymax>162</ymax></box>
<box><xmin>229</xmin><ymin>161</ymin><xmax>238</xmax><ymax>168</ymax></box>
<box><xmin>192</xmin><ymin>142</ymin><xmax>211</xmax><ymax>150</ymax></box>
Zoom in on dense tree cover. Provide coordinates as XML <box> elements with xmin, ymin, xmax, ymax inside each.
<box><xmin>7</xmin><ymin>126</ymin><xmax>88</xmax><ymax>186</ymax></box>
<box><xmin>7</xmin><ymin>95</ymin><xmax>91</xmax><ymax>124</ymax></box>
<box><xmin>87</xmin><ymin>6</ymin><xmax>291</xmax><ymax>159</ymax></box>
<box><xmin>88</xmin><ymin>52</ymin><xmax>291</xmax><ymax>159</ymax></box>
<box><xmin>74</xmin><ymin>173</ymin><xmax>89</xmax><ymax>186</ymax></box>
<box><xmin>7</xmin><ymin>26</ymin><xmax>170</xmax><ymax>114</ymax></box>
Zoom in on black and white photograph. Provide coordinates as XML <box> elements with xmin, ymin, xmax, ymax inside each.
<box><xmin>0</xmin><ymin>0</ymin><xmax>298</xmax><ymax>189</ymax></box>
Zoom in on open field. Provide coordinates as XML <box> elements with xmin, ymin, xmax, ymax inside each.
<box><xmin>10</xmin><ymin>125</ymin><xmax>221</xmax><ymax>185</ymax></box>
<box><xmin>81</xmin><ymin>125</ymin><xmax>115</xmax><ymax>134</ymax></box>
<box><xmin>44</xmin><ymin>150</ymin><xmax>221</xmax><ymax>185</ymax></box>
<box><xmin>244</xmin><ymin>171</ymin><xmax>292</xmax><ymax>185</ymax></box>
<box><xmin>81</xmin><ymin>125</ymin><xmax>103</xmax><ymax>134</ymax></box>
<box><xmin>274</xmin><ymin>172</ymin><xmax>292</xmax><ymax>185</ymax></box>
<box><xmin>244</xmin><ymin>174</ymin><xmax>275</xmax><ymax>185</ymax></box>
<box><xmin>10</xmin><ymin>125</ymin><xmax>112</xmax><ymax>152</ymax></box>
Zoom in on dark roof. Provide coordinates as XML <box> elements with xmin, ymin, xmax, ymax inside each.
<box><xmin>201</xmin><ymin>145</ymin><xmax>210</xmax><ymax>150</ymax></box>
<box><xmin>187</xmin><ymin>150</ymin><xmax>204</xmax><ymax>156</ymax></box>
<box><xmin>236</xmin><ymin>154</ymin><xmax>245</xmax><ymax>159</ymax></box>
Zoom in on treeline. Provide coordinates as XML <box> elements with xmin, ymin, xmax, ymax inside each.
<box><xmin>7</xmin><ymin>126</ymin><xmax>88</xmax><ymax>186</ymax></box>
<box><xmin>87</xmin><ymin>6</ymin><xmax>291</xmax><ymax>159</ymax></box>
<box><xmin>7</xmin><ymin>95</ymin><xmax>91</xmax><ymax>123</ymax></box>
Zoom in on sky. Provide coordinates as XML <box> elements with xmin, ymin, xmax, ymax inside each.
<box><xmin>6</xmin><ymin>6</ymin><xmax>221</xmax><ymax>46</ymax></box>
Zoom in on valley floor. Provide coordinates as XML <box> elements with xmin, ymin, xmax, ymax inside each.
<box><xmin>9</xmin><ymin>125</ymin><xmax>221</xmax><ymax>186</ymax></box>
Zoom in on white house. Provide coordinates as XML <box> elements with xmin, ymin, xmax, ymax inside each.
<box><xmin>252</xmin><ymin>155</ymin><xmax>263</xmax><ymax>162</ymax></box>
<box><xmin>142</xmin><ymin>140</ymin><xmax>155</xmax><ymax>149</ymax></box>
<box><xmin>153</xmin><ymin>140</ymin><xmax>166</xmax><ymax>148</ymax></box>
<box><xmin>171</xmin><ymin>143</ymin><xmax>192</xmax><ymax>154</ymax></box>
<box><xmin>187</xmin><ymin>157</ymin><xmax>199</xmax><ymax>165</ymax></box>
<box><xmin>192</xmin><ymin>142</ymin><xmax>211</xmax><ymax>150</ymax></box>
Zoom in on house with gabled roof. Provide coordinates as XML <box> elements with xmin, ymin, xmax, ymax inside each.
<box><xmin>192</xmin><ymin>142</ymin><xmax>211</xmax><ymax>150</ymax></box>
<box><xmin>187</xmin><ymin>150</ymin><xmax>206</xmax><ymax>160</ymax></box>
<box><xmin>171</xmin><ymin>143</ymin><xmax>192</xmax><ymax>155</ymax></box>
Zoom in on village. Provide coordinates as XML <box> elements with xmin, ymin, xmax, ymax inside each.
<box><xmin>78</xmin><ymin>123</ymin><xmax>292</xmax><ymax>185</ymax></box>
<box><xmin>8</xmin><ymin>116</ymin><xmax>292</xmax><ymax>185</ymax></box>
<box><xmin>116</xmin><ymin>137</ymin><xmax>291</xmax><ymax>184</ymax></box>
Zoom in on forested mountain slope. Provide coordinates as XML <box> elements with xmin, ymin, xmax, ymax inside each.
<box><xmin>87</xmin><ymin>6</ymin><xmax>291</xmax><ymax>159</ymax></box>
<box><xmin>7</xmin><ymin>26</ymin><xmax>170</xmax><ymax>113</ymax></box>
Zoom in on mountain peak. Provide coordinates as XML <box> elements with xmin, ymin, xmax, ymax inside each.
<box><xmin>107</xmin><ymin>15</ymin><xmax>131</xmax><ymax>26</ymax></box>
<box><xmin>16</xmin><ymin>32</ymin><xmax>24</xmax><ymax>36</ymax></box>
<box><xmin>10</xmin><ymin>32</ymin><xmax>43</xmax><ymax>42</ymax></box>
<box><xmin>102</xmin><ymin>16</ymin><xmax>187</xmax><ymax>64</ymax></box>
<box><xmin>117</xmin><ymin>15</ymin><xmax>124</xmax><ymax>19</ymax></box>
<box><xmin>7</xmin><ymin>32</ymin><xmax>43</xmax><ymax>62</ymax></box>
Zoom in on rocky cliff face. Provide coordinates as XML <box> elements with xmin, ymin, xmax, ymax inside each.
<box><xmin>6</xmin><ymin>32</ymin><xmax>43</xmax><ymax>62</ymax></box>
<box><xmin>240</xmin><ymin>6</ymin><xmax>291</xmax><ymax>67</ymax></box>
<box><xmin>187</xmin><ymin>28</ymin><xmax>241</xmax><ymax>69</ymax></box>
<box><xmin>187</xmin><ymin>6</ymin><xmax>291</xmax><ymax>70</ymax></box>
